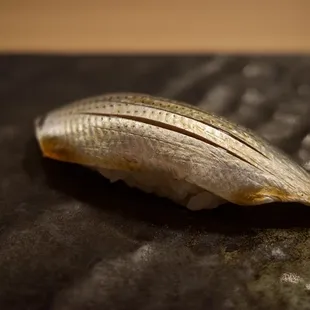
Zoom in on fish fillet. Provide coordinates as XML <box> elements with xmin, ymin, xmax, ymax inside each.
<box><xmin>34</xmin><ymin>93</ymin><xmax>310</xmax><ymax>210</ymax></box>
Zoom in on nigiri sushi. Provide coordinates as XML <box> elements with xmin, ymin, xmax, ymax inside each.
<box><xmin>34</xmin><ymin>93</ymin><xmax>310</xmax><ymax>210</ymax></box>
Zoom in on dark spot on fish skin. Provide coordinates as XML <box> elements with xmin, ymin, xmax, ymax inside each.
<box><xmin>35</xmin><ymin>114</ymin><xmax>47</xmax><ymax>129</ymax></box>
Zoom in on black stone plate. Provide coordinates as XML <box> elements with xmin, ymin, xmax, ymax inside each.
<box><xmin>1</xmin><ymin>54</ymin><xmax>310</xmax><ymax>310</ymax></box>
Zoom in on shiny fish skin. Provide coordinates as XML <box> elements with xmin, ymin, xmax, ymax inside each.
<box><xmin>34</xmin><ymin>93</ymin><xmax>310</xmax><ymax>210</ymax></box>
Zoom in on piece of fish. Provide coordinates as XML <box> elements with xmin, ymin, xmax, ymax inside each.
<box><xmin>34</xmin><ymin>93</ymin><xmax>310</xmax><ymax>210</ymax></box>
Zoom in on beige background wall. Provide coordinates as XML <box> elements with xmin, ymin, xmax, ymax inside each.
<box><xmin>1</xmin><ymin>0</ymin><xmax>309</xmax><ymax>54</ymax></box>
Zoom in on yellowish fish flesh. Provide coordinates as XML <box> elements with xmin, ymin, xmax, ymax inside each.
<box><xmin>34</xmin><ymin>93</ymin><xmax>310</xmax><ymax>210</ymax></box>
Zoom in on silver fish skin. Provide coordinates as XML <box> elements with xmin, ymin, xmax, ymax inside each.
<box><xmin>34</xmin><ymin>93</ymin><xmax>310</xmax><ymax>210</ymax></box>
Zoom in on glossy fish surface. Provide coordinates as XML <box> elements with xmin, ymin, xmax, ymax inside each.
<box><xmin>34</xmin><ymin>93</ymin><xmax>310</xmax><ymax>210</ymax></box>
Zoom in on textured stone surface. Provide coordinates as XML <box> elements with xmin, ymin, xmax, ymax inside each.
<box><xmin>1</xmin><ymin>55</ymin><xmax>310</xmax><ymax>309</ymax></box>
